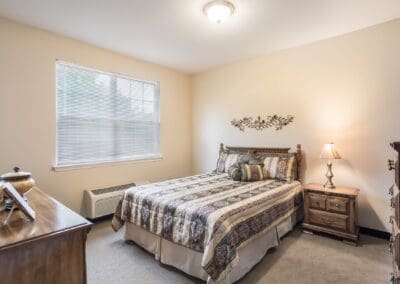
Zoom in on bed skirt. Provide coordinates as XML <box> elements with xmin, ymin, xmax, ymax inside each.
<box><xmin>124</xmin><ymin>205</ymin><xmax>303</xmax><ymax>283</ymax></box>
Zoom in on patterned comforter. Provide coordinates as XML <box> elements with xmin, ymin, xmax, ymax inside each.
<box><xmin>112</xmin><ymin>172</ymin><xmax>302</xmax><ymax>281</ymax></box>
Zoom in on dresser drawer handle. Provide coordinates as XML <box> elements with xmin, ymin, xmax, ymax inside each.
<box><xmin>389</xmin><ymin>236</ymin><xmax>394</xmax><ymax>253</ymax></box>
<box><xmin>391</xmin><ymin>198</ymin><xmax>395</xmax><ymax>208</ymax></box>
<box><xmin>390</xmin><ymin>273</ymin><xmax>395</xmax><ymax>284</ymax></box>
<box><xmin>390</xmin><ymin>216</ymin><xmax>394</xmax><ymax>224</ymax></box>
<box><xmin>388</xmin><ymin>159</ymin><xmax>395</xmax><ymax>171</ymax></box>
<box><xmin>389</xmin><ymin>185</ymin><xmax>394</xmax><ymax>196</ymax></box>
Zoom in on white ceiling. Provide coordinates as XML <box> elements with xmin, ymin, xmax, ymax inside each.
<box><xmin>0</xmin><ymin>0</ymin><xmax>399</xmax><ymax>74</ymax></box>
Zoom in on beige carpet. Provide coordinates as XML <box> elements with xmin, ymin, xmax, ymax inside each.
<box><xmin>86</xmin><ymin>219</ymin><xmax>391</xmax><ymax>284</ymax></box>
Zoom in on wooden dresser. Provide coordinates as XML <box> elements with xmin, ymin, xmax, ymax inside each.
<box><xmin>0</xmin><ymin>187</ymin><xmax>92</xmax><ymax>284</ymax></box>
<box><xmin>389</xmin><ymin>142</ymin><xmax>400</xmax><ymax>284</ymax></box>
<box><xmin>302</xmin><ymin>183</ymin><xmax>359</xmax><ymax>245</ymax></box>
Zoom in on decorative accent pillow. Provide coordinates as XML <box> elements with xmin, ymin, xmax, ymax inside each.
<box><xmin>240</xmin><ymin>163</ymin><xmax>264</xmax><ymax>182</ymax></box>
<box><xmin>227</xmin><ymin>164</ymin><xmax>241</xmax><ymax>181</ymax></box>
<box><xmin>238</xmin><ymin>151</ymin><xmax>260</xmax><ymax>165</ymax></box>
<box><xmin>224</xmin><ymin>153</ymin><xmax>239</xmax><ymax>172</ymax></box>
<box><xmin>222</xmin><ymin>150</ymin><xmax>261</xmax><ymax>173</ymax></box>
<box><xmin>257</xmin><ymin>153</ymin><xmax>296</xmax><ymax>181</ymax></box>
<box><xmin>216</xmin><ymin>150</ymin><xmax>229</xmax><ymax>173</ymax></box>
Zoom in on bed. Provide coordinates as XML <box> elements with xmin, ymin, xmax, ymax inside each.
<box><xmin>112</xmin><ymin>144</ymin><xmax>303</xmax><ymax>283</ymax></box>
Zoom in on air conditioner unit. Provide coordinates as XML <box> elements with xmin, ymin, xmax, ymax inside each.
<box><xmin>83</xmin><ymin>182</ymin><xmax>148</xmax><ymax>219</ymax></box>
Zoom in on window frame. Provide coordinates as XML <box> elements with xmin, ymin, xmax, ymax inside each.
<box><xmin>53</xmin><ymin>60</ymin><xmax>162</xmax><ymax>171</ymax></box>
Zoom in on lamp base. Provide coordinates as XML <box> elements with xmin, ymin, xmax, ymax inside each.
<box><xmin>324</xmin><ymin>182</ymin><xmax>336</xmax><ymax>189</ymax></box>
<box><xmin>324</xmin><ymin>160</ymin><xmax>336</xmax><ymax>189</ymax></box>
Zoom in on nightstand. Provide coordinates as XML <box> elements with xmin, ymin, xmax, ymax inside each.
<box><xmin>302</xmin><ymin>183</ymin><xmax>360</xmax><ymax>245</ymax></box>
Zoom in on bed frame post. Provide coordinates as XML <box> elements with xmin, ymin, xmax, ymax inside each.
<box><xmin>219</xmin><ymin>143</ymin><xmax>224</xmax><ymax>154</ymax></box>
<box><xmin>296</xmin><ymin>144</ymin><xmax>302</xmax><ymax>183</ymax></box>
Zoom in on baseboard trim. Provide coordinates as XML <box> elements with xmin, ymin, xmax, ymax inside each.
<box><xmin>360</xmin><ymin>226</ymin><xmax>390</xmax><ymax>240</ymax></box>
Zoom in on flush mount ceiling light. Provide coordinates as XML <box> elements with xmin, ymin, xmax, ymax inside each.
<box><xmin>203</xmin><ymin>0</ymin><xmax>235</xmax><ymax>24</ymax></box>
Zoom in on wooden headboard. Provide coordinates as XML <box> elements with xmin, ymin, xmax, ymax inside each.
<box><xmin>219</xmin><ymin>143</ymin><xmax>303</xmax><ymax>182</ymax></box>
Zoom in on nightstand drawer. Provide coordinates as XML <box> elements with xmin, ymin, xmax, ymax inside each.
<box><xmin>308</xmin><ymin>193</ymin><xmax>326</xmax><ymax>210</ymax></box>
<box><xmin>309</xmin><ymin>209</ymin><xmax>348</xmax><ymax>231</ymax></box>
<box><xmin>326</xmin><ymin>196</ymin><xmax>349</xmax><ymax>214</ymax></box>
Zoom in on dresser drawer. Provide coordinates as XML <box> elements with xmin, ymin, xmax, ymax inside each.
<box><xmin>308</xmin><ymin>193</ymin><xmax>326</xmax><ymax>210</ymax></box>
<box><xmin>326</xmin><ymin>196</ymin><xmax>349</xmax><ymax>214</ymax></box>
<box><xmin>309</xmin><ymin>209</ymin><xmax>348</xmax><ymax>231</ymax></box>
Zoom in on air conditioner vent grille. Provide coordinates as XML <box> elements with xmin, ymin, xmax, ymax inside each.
<box><xmin>90</xmin><ymin>183</ymin><xmax>136</xmax><ymax>195</ymax></box>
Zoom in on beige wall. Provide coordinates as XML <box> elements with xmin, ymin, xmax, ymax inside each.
<box><xmin>1</xmin><ymin>16</ymin><xmax>399</xmax><ymax>232</ymax></box>
<box><xmin>0</xmin><ymin>17</ymin><xmax>192</xmax><ymax>213</ymax></box>
<box><xmin>192</xmin><ymin>19</ymin><xmax>400</xmax><ymax>232</ymax></box>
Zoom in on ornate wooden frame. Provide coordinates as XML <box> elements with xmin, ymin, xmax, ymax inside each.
<box><xmin>219</xmin><ymin>143</ymin><xmax>303</xmax><ymax>182</ymax></box>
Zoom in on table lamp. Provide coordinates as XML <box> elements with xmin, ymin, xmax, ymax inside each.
<box><xmin>320</xmin><ymin>143</ymin><xmax>341</xmax><ymax>188</ymax></box>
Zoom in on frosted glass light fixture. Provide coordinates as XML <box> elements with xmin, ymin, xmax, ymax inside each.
<box><xmin>203</xmin><ymin>0</ymin><xmax>235</xmax><ymax>24</ymax></box>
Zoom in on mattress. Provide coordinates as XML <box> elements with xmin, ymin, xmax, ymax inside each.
<box><xmin>113</xmin><ymin>172</ymin><xmax>303</xmax><ymax>282</ymax></box>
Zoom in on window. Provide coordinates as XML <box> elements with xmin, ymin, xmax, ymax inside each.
<box><xmin>55</xmin><ymin>61</ymin><xmax>160</xmax><ymax>169</ymax></box>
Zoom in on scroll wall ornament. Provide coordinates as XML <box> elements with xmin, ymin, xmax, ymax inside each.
<box><xmin>231</xmin><ymin>115</ymin><xmax>294</xmax><ymax>131</ymax></box>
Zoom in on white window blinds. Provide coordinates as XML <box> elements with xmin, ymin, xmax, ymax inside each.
<box><xmin>56</xmin><ymin>61</ymin><xmax>160</xmax><ymax>168</ymax></box>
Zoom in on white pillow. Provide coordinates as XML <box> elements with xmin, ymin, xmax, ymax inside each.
<box><xmin>224</xmin><ymin>153</ymin><xmax>239</xmax><ymax>172</ymax></box>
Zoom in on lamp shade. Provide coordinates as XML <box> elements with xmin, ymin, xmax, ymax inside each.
<box><xmin>320</xmin><ymin>143</ymin><xmax>341</xmax><ymax>159</ymax></box>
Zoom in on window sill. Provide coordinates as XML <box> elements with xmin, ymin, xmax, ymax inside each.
<box><xmin>53</xmin><ymin>154</ymin><xmax>163</xmax><ymax>172</ymax></box>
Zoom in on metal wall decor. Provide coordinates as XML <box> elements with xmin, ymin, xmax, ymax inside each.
<box><xmin>231</xmin><ymin>115</ymin><xmax>294</xmax><ymax>131</ymax></box>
